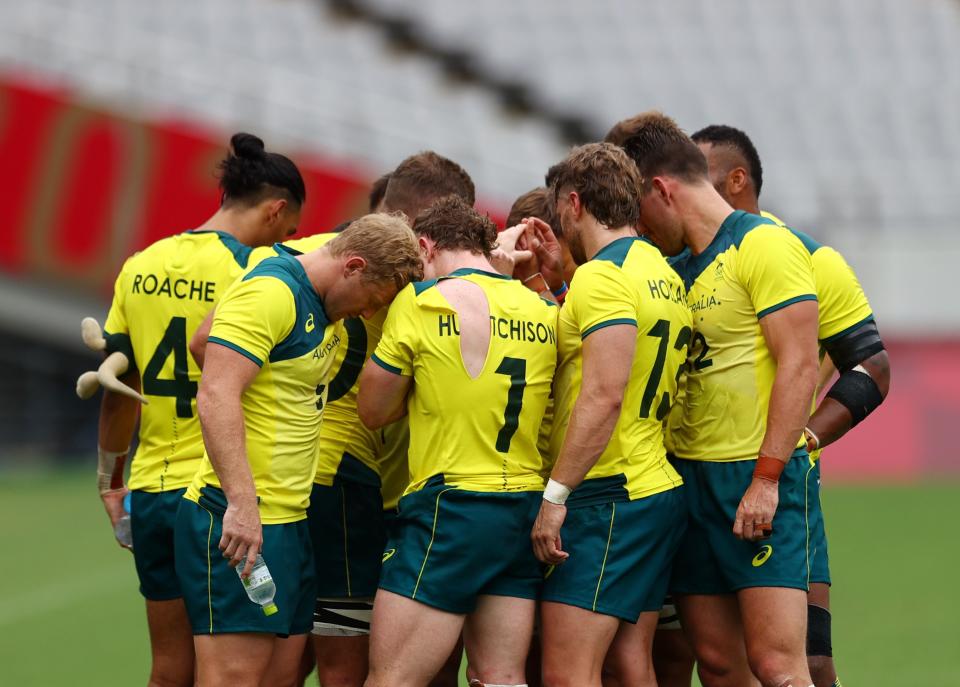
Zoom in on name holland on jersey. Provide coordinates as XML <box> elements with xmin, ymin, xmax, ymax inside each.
<box><xmin>130</xmin><ymin>273</ymin><xmax>216</xmax><ymax>302</ymax></box>
<box><xmin>437</xmin><ymin>314</ymin><xmax>556</xmax><ymax>345</ymax></box>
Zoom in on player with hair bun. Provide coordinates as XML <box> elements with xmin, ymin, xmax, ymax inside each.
<box><xmin>88</xmin><ymin>132</ymin><xmax>305</xmax><ymax>687</ymax></box>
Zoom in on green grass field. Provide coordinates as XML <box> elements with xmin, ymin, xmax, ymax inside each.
<box><xmin>3</xmin><ymin>470</ymin><xmax>959</xmax><ymax>686</ymax></box>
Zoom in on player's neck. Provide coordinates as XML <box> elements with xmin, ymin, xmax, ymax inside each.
<box><xmin>681</xmin><ymin>184</ymin><xmax>737</xmax><ymax>256</ymax></box>
<box><xmin>428</xmin><ymin>250</ymin><xmax>496</xmax><ymax>279</ymax></box>
<box><xmin>582</xmin><ymin>221</ymin><xmax>636</xmax><ymax>261</ymax></box>
<box><xmin>196</xmin><ymin>208</ymin><xmax>264</xmax><ymax>247</ymax></box>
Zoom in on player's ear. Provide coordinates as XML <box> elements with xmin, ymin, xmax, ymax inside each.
<box><xmin>417</xmin><ymin>235</ymin><xmax>434</xmax><ymax>261</ymax></box>
<box><xmin>728</xmin><ymin>168</ymin><xmax>748</xmax><ymax>196</ymax></box>
<box><xmin>343</xmin><ymin>255</ymin><xmax>368</xmax><ymax>278</ymax></box>
<box><xmin>264</xmin><ymin>197</ymin><xmax>287</xmax><ymax>223</ymax></box>
<box><xmin>651</xmin><ymin>176</ymin><xmax>671</xmax><ymax>203</ymax></box>
<box><xmin>568</xmin><ymin>190</ymin><xmax>583</xmax><ymax>219</ymax></box>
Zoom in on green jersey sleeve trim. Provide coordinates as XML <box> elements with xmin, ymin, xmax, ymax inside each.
<box><xmin>819</xmin><ymin>314</ymin><xmax>876</xmax><ymax>344</ymax></box>
<box><xmin>371</xmin><ymin>352</ymin><xmax>406</xmax><ymax>376</ymax></box>
<box><xmin>756</xmin><ymin>294</ymin><xmax>818</xmax><ymax>320</ymax></box>
<box><xmin>581</xmin><ymin>317</ymin><xmax>638</xmax><ymax>340</ymax></box>
<box><xmin>208</xmin><ymin>336</ymin><xmax>264</xmax><ymax>367</ymax></box>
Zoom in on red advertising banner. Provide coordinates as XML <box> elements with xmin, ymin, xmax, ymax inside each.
<box><xmin>0</xmin><ymin>76</ymin><xmax>373</xmax><ymax>296</ymax></box>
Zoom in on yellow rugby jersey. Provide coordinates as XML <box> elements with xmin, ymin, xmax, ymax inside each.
<box><xmin>378</xmin><ymin>420</ymin><xmax>410</xmax><ymax>511</ymax></box>
<box><xmin>184</xmin><ymin>247</ymin><xmax>342</xmax><ymax>523</ymax></box>
<box><xmin>314</xmin><ymin>309</ymin><xmax>387</xmax><ymax>486</ymax></box>
<box><xmin>371</xmin><ymin>268</ymin><xmax>558</xmax><ymax>495</ymax></box>
<box><xmin>103</xmin><ymin>230</ymin><xmax>255</xmax><ymax>492</ymax></box>
<box><xmin>760</xmin><ymin>211</ymin><xmax>874</xmax><ymax>342</ymax></box>
<box><xmin>669</xmin><ymin>211</ymin><xmax>817</xmax><ymax>462</ymax></box>
<box><xmin>549</xmin><ymin>237</ymin><xmax>689</xmax><ymax>500</ymax></box>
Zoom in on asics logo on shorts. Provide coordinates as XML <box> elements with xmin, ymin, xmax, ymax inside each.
<box><xmin>752</xmin><ymin>544</ymin><xmax>773</xmax><ymax>567</ymax></box>
<box><xmin>382</xmin><ymin>548</ymin><xmax>396</xmax><ymax>562</ymax></box>
<box><xmin>305</xmin><ymin>313</ymin><xmax>315</xmax><ymax>332</ymax></box>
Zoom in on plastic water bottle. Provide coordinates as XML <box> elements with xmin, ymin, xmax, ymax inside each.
<box><xmin>237</xmin><ymin>554</ymin><xmax>279</xmax><ymax>616</ymax></box>
<box><xmin>115</xmin><ymin>492</ymin><xmax>133</xmax><ymax>549</ymax></box>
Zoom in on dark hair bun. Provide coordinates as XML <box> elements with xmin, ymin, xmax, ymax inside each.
<box><xmin>230</xmin><ymin>132</ymin><xmax>266</xmax><ymax>161</ymax></box>
<box><xmin>218</xmin><ymin>132</ymin><xmax>306</xmax><ymax>206</ymax></box>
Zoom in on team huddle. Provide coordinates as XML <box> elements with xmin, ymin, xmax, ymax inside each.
<box><xmin>81</xmin><ymin>113</ymin><xmax>890</xmax><ymax>687</ymax></box>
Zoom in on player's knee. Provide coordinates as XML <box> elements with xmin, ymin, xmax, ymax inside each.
<box><xmin>541</xmin><ymin>663</ymin><xmax>583</xmax><ymax>687</ymax></box>
<box><xmin>747</xmin><ymin>651</ymin><xmax>803</xmax><ymax>687</ymax></box>
<box><xmin>691</xmin><ymin>641</ymin><xmax>737</xmax><ymax>681</ymax></box>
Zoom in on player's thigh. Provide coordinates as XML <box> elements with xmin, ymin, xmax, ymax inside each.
<box><xmin>602</xmin><ymin>612</ymin><xmax>659</xmax><ymax>687</ymax></box>
<box><xmin>194</xmin><ymin>633</ymin><xmax>275</xmax><ymax>687</ymax></box>
<box><xmin>145</xmin><ymin>598</ymin><xmax>194</xmax><ymax>682</ymax></box>
<box><xmin>366</xmin><ymin>589</ymin><xmax>465</xmax><ymax>687</ymax></box>
<box><xmin>675</xmin><ymin>594</ymin><xmax>754</xmax><ymax>686</ymax></box>
<box><xmin>262</xmin><ymin>634</ymin><xmax>309</xmax><ymax>687</ymax></box>
<box><xmin>540</xmin><ymin>600</ymin><xmax>620</xmax><ymax>687</ymax></box>
<box><xmin>462</xmin><ymin>594</ymin><xmax>536</xmax><ymax>684</ymax></box>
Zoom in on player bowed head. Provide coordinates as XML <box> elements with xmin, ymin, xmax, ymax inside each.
<box><xmin>605</xmin><ymin>112</ymin><xmax>711</xmax><ymax>258</ymax></box>
<box><xmin>218</xmin><ymin>132</ymin><xmax>306</xmax><ymax>244</ymax></box>
<box><xmin>380</xmin><ymin>150</ymin><xmax>476</xmax><ymax>222</ymax></box>
<box><xmin>412</xmin><ymin>195</ymin><xmax>497</xmax><ymax>281</ymax></box>
<box><xmin>309</xmin><ymin>213</ymin><xmax>425</xmax><ymax>322</ymax></box>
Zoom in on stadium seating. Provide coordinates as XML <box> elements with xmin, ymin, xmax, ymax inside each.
<box><xmin>1</xmin><ymin>0</ymin><xmax>958</xmax><ymax>334</ymax></box>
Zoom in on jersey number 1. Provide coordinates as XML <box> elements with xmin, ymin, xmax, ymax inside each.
<box><xmin>142</xmin><ymin>316</ymin><xmax>198</xmax><ymax>418</ymax></box>
<box><xmin>494</xmin><ymin>357</ymin><xmax>526</xmax><ymax>453</ymax></box>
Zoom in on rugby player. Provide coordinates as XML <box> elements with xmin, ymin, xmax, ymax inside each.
<box><xmin>358</xmin><ymin>196</ymin><xmax>558</xmax><ymax>687</ymax></box>
<box><xmin>94</xmin><ymin>133</ymin><xmax>305</xmax><ymax>687</ymax></box>
<box><xmin>300</xmin><ymin>153</ymin><xmax>476</xmax><ymax>687</ymax></box>
<box><xmin>174</xmin><ymin>216</ymin><xmax>422</xmax><ymax>687</ymax></box>
<box><xmin>531</xmin><ymin>143</ymin><xmax>690</xmax><ymax>687</ymax></box>
<box><xmin>692</xmin><ymin>124</ymin><xmax>890</xmax><ymax>687</ymax></box>
<box><xmin>611</xmin><ymin>111</ymin><xmax>821</xmax><ymax>687</ymax></box>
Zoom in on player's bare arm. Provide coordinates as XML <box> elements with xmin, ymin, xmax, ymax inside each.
<box><xmin>196</xmin><ymin>342</ymin><xmax>262</xmax><ymax>577</ymax></box>
<box><xmin>189</xmin><ymin>308</ymin><xmax>216</xmax><ymax>369</ymax></box>
<box><xmin>806</xmin><ymin>326</ymin><xmax>889</xmax><ymax>451</ymax></box>
<box><xmin>97</xmin><ymin>370</ymin><xmax>141</xmax><ymax>546</ymax></box>
<box><xmin>734</xmin><ymin>299</ymin><xmax>819</xmax><ymax>541</ymax></box>
<box><xmin>532</xmin><ymin>324</ymin><xmax>636</xmax><ymax>565</ymax></box>
<box><xmin>357</xmin><ymin>362</ymin><xmax>412</xmax><ymax>429</ymax></box>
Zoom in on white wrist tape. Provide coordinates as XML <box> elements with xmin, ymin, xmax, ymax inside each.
<box><xmin>803</xmin><ymin>426</ymin><xmax>820</xmax><ymax>451</ymax></box>
<box><xmin>543</xmin><ymin>478</ymin><xmax>572</xmax><ymax>505</ymax></box>
<box><xmin>97</xmin><ymin>447</ymin><xmax>129</xmax><ymax>494</ymax></box>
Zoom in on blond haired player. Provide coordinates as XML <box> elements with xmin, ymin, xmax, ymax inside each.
<box><xmin>174</xmin><ymin>216</ymin><xmax>422</xmax><ymax>687</ymax></box>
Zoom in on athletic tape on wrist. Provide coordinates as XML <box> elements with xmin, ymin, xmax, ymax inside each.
<box><xmin>97</xmin><ymin>447</ymin><xmax>128</xmax><ymax>494</ymax></box>
<box><xmin>753</xmin><ymin>454</ymin><xmax>785</xmax><ymax>483</ymax></box>
<box><xmin>803</xmin><ymin>427</ymin><xmax>820</xmax><ymax>452</ymax></box>
<box><xmin>543</xmin><ymin>478</ymin><xmax>571</xmax><ymax>505</ymax></box>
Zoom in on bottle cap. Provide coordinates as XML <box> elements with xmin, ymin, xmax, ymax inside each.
<box><xmin>263</xmin><ymin>602</ymin><xmax>278</xmax><ymax>617</ymax></box>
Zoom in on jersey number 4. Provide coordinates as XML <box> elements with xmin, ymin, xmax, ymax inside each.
<box><xmin>639</xmin><ymin>319</ymin><xmax>691</xmax><ymax>421</ymax></box>
<box><xmin>142</xmin><ymin>316</ymin><xmax>198</xmax><ymax>418</ymax></box>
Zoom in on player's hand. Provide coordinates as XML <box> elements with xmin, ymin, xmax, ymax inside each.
<box><xmin>220</xmin><ymin>498</ymin><xmax>263</xmax><ymax>578</ymax></box>
<box><xmin>490</xmin><ymin>224</ymin><xmax>534</xmax><ymax>276</ymax></box>
<box><xmin>733</xmin><ymin>478</ymin><xmax>779</xmax><ymax>541</ymax></box>
<box><xmin>531</xmin><ymin>500</ymin><xmax>570</xmax><ymax>565</ymax></box>
<box><xmin>100</xmin><ymin>487</ymin><xmax>131</xmax><ymax>550</ymax></box>
<box><xmin>524</xmin><ymin>217</ymin><xmax>565</xmax><ymax>292</ymax></box>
